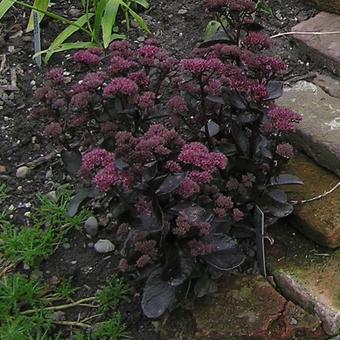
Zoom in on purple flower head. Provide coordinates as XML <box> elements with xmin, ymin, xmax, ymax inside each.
<box><xmin>110</xmin><ymin>56</ymin><xmax>132</xmax><ymax>73</ymax></box>
<box><xmin>206</xmin><ymin>79</ymin><xmax>222</xmax><ymax>95</ymax></box>
<box><xmin>188</xmin><ymin>171</ymin><xmax>213</xmax><ymax>184</ymax></box>
<box><xmin>128</xmin><ymin>71</ymin><xmax>150</xmax><ymax>87</ymax></box>
<box><xmin>46</xmin><ymin>68</ymin><xmax>64</xmax><ymax>83</ymax></box>
<box><xmin>138</xmin><ymin>44</ymin><xmax>162</xmax><ymax>66</ymax></box>
<box><xmin>276</xmin><ymin>143</ymin><xmax>294</xmax><ymax>159</ymax></box>
<box><xmin>243</xmin><ymin>32</ymin><xmax>272</xmax><ymax>50</ymax></box>
<box><xmin>70</xmin><ymin>91</ymin><xmax>91</xmax><ymax>109</ymax></box>
<box><xmin>188</xmin><ymin>239</ymin><xmax>216</xmax><ymax>256</ymax></box>
<box><xmin>233</xmin><ymin>208</ymin><xmax>244</xmax><ymax>222</ymax></box>
<box><xmin>165</xmin><ymin>161</ymin><xmax>182</xmax><ymax>173</ymax></box>
<box><xmin>241</xmin><ymin>172</ymin><xmax>256</xmax><ymax>188</ymax></box>
<box><xmin>83</xmin><ymin>72</ymin><xmax>107</xmax><ymax>89</ymax></box>
<box><xmin>268</xmin><ymin>106</ymin><xmax>302</xmax><ymax>132</ymax></box>
<box><xmin>136</xmin><ymin>254</ymin><xmax>152</xmax><ymax>268</ymax></box>
<box><xmin>103</xmin><ymin>77</ymin><xmax>138</xmax><ymax>97</ymax></box>
<box><xmin>93</xmin><ymin>163</ymin><xmax>129</xmax><ymax>192</ymax></box>
<box><xmin>73</xmin><ymin>49</ymin><xmax>101</xmax><ymax>65</ymax></box>
<box><xmin>137</xmin><ymin>91</ymin><xmax>156</xmax><ymax>109</ymax></box>
<box><xmin>80</xmin><ymin>148</ymin><xmax>115</xmax><ymax>174</ymax></box>
<box><xmin>167</xmin><ymin>96</ymin><xmax>188</xmax><ymax>114</ymax></box>
<box><xmin>173</xmin><ymin>216</ymin><xmax>191</xmax><ymax>236</ymax></box>
<box><xmin>215</xmin><ymin>194</ymin><xmax>234</xmax><ymax>209</ymax></box>
<box><xmin>43</xmin><ymin>122</ymin><xmax>63</xmax><ymax>138</ymax></box>
<box><xmin>180</xmin><ymin>58</ymin><xmax>224</xmax><ymax>75</ymax></box>
<box><xmin>135</xmin><ymin>197</ymin><xmax>153</xmax><ymax>216</ymax></box>
<box><xmin>177</xmin><ymin>178</ymin><xmax>200</xmax><ymax>198</ymax></box>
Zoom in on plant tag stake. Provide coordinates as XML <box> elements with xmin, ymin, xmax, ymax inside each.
<box><xmin>33</xmin><ymin>11</ymin><xmax>42</xmax><ymax>67</ymax></box>
<box><xmin>254</xmin><ymin>205</ymin><xmax>267</xmax><ymax>277</ymax></box>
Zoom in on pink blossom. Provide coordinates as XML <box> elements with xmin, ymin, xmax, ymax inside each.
<box><xmin>243</xmin><ymin>32</ymin><xmax>272</xmax><ymax>50</ymax></box>
<box><xmin>138</xmin><ymin>44</ymin><xmax>162</xmax><ymax>66</ymax></box>
<box><xmin>135</xmin><ymin>197</ymin><xmax>153</xmax><ymax>216</ymax></box>
<box><xmin>196</xmin><ymin>221</ymin><xmax>211</xmax><ymax>236</ymax></box>
<box><xmin>81</xmin><ymin>148</ymin><xmax>115</xmax><ymax>174</ymax></box>
<box><xmin>135</xmin><ymin>240</ymin><xmax>157</xmax><ymax>258</ymax></box>
<box><xmin>73</xmin><ymin>50</ymin><xmax>101</xmax><ymax>65</ymax></box>
<box><xmin>83</xmin><ymin>72</ymin><xmax>106</xmax><ymax>88</ymax></box>
<box><xmin>276</xmin><ymin>143</ymin><xmax>294</xmax><ymax>159</ymax></box>
<box><xmin>165</xmin><ymin>160</ymin><xmax>182</xmax><ymax>173</ymax></box>
<box><xmin>215</xmin><ymin>194</ymin><xmax>234</xmax><ymax>209</ymax></box>
<box><xmin>206</xmin><ymin>79</ymin><xmax>222</xmax><ymax>95</ymax></box>
<box><xmin>137</xmin><ymin>91</ymin><xmax>156</xmax><ymax>109</ymax></box>
<box><xmin>103</xmin><ymin>77</ymin><xmax>138</xmax><ymax>97</ymax></box>
<box><xmin>46</xmin><ymin>68</ymin><xmax>64</xmax><ymax>83</ymax></box>
<box><xmin>233</xmin><ymin>208</ymin><xmax>244</xmax><ymax>222</ymax></box>
<box><xmin>136</xmin><ymin>254</ymin><xmax>152</xmax><ymax>268</ymax></box>
<box><xmin>51</xmin><ymin>98</ymin><xmax>66</xmax><ymax>110</ymax></box>
<box><xmin>188</xmin><ymin>171</ymin><xmax>213</xmax><ymax>184</ymax></box>
<box><xmin>128</xmin><ymin>71</ymin><xmax>150</xmax><ymax>87</ymax></box>
<box><xmin>110</xmin><ymin>56</ymin><xmax>132</xmax><ymax>73</ymax></box>
<box><xmin>173</xmin><ymin>216</ymin><xmax>191</xmax><ymax>236</ymax></box>
<box><xmin>268</xmin><ymin>106</ymin><xmax>302</xmax><ymax>132</ymax></box>
<box><xmin>241</xmin><ymin>173</ymin><xmax>256</xmax><ymax>188</ymax></box>
<box><xmin>180</xmin><ymin>58</ymin><xmax>224</xmax><ymax>74</ymax></box>
<box><xmin>93</xmin><ymin>163</ymin><xmax>129</xmax><ymax>192</ymax></box>
<box><xmin>188</xmin><ymin>240</ymin><xmax>215</xmax><ymax>256</ymax></box>
<box><xmin>167</xmin><ymin>96</ymin><xmax>188</xmax><ymax>114</ymax></box>
<box><xmin>43</xmin><ymin>122</ymin><xmax>62</xmax><ymax>138</ymax></box>
<box><xmin>70</xmin><ymin>91</ymin><xmax>91</xmax><ymax>109</ymax></box>
<box><xmin>177</xmin><ymin>178</ymin><xmax>200</xmax><ymax>198</ymax></box>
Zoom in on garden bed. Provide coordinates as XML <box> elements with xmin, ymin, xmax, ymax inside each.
<box><xmin>0</xmin><ymin>0</ymin><xmax>325</xmax><ymax>338</ymax></box>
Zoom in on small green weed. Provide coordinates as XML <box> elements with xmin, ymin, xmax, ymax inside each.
<box><xmin>0</xmin><ymin>187</ymin><xmax>91</xmax><ymax>267</ymax></box>
<box><xmin>33</xmin><ymin>186</ymin><xmax>91</xmax><ymax>229</ymax></box>
<box><xmin>97</xmin><ymin>275</ymin><xmax>129</xmax><ymax>313</ymax></box>
<box><xmin>93</xmin><ymin>312</ymin><xmax>130</xmax><ymax>340</ymax></box>
<box><xmin>0</xmin><ymin>183</ymin><xmax>9</xmax><ymax>203</ymax></box>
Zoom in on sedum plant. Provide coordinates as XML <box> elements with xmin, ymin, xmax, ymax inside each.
<box><xmin>32</xmin><ymin>0</ymin><xmax>303</xmax><ymax>319</ymax></box>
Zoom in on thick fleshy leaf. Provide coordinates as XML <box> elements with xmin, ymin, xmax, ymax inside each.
<box><xmin>141</xmin><ymin>268</ymin><xmax>176</xmax><ymax>319</ymax></box>
<box><xmin>231</xmin><ymin>124</ymin><xmax>250</xmax><ymax>157</ymax></box>
<box><xmin>156</xmin><ymin>172</ymin><xmax>187</xmax><ymax>195</ymax></box>
<box><xmin>68</xmin><ymin>187</ymin><xmax>98</xmax><ymax>217</ymax></box>
<box><xmin>135</xmin><ymin>214</ymin><xmax>161</xmax><ymax>232</ymax></box>
<box><xmin>206</xmin><ymin>95</ymin><xmax>224</xmax><ymax>105</ymax></box>
<box><xmin>142</xmin><ymin>161</ymin><xmax>158</xmax><ymax>183</ymax></box>
<box><xmin>204</xmin><ymin>20</ymin><xmax>221</xmax><ymax>41</ymax></box>
<box><xmin>265</xmin><ymin>81</ymin><xmax>283</xmax><ymax>101</ymax></box>
<box><xmin>179</xmin><ymin>206</ymin><xmax>213</xmax><ymax>224</ymax></box>
<box><xmin>237</xmin><ymin>113</ymin><xmax>257</xmax><ymax>124</ymax></box>
<box><xmin>255</xmin><ymin>135</ymin><xmax>272</xmax><ymax>159</ymax></box>
<box><xmin>169</xmin><ymin>255</ymin><xmax>193</xmax><ymax>287</ymax></box>
<box><xmin>194</xmin><ymin>275</ymin><xmax>218</xmax><ymax>298</ymax></box>
<box><xmin>225</xmin><ymin>90</ymin><xmax>247</xmax><ymax>110</ymax></box>
<box><xmin>262</xmin><ymin>202</ymin><xmax>294</xmax><ymax>218</ymax></box>
<box><xmin>203</xmin><ymin>236</ymin><xmax>246</xmax><ymax>271</ymax></box>
<box><xmin>61</xmin><ymin>149</ymin><xmax>82</xmax><ymax>175</ymax></box>
<box><xmin>115</xmin><ymin>158</ymin><xmax>129</xmax><ymax>170</ymax></box>
<box><xmin>269</xmin><ymin>174</ymin><xmax>303</xmax><ymax>186</ymax></box>
<box><xmin>218</xmin><ymin>143</ymin><xmax>238</xmax><ymax>156</ymax></box>
<box><xmin>266</xmin><ymin>189</ymin><xmax>288</xmax><ymax>204</ymax></box>
<box><xmin>200</xmin><ymin>120</ymin><xmax>220</xmax><ymax>137</ymax></box>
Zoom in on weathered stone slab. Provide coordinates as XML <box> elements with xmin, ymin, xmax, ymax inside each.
<box><xmin>305</xmin><ymin>0</ymin><xmax>340</xmax><ymax>15</ymax></box>
<box><xmin>291</xmin><ymin>12</ymin><xmax>340</xmax><ymax>76</ymax></box>
<box><xmin>284</xmin><ymin>152</ymin><xmax>340</xmax><ymax>248</ymax></box>
<box><xmin>267</xmin><ymin>223</ymin><xmax>340</xmax><ymax>335</ymax></box>
<box><xmin>160</xmin><ymin>275</ymin><xmax>324</xmax><ymax>339</ymax></box>
<box><xmin>312</xmin><ymin>73</ymin><xmax>340</xmax><ymax>99</ymax></box>
<box><xmin>277</xmin><ymin>81</ymin><xmax>340</xmax><ymax>176</ymax></box>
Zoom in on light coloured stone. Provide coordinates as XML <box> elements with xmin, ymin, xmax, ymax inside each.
<box><xmin>160</xmin><ymin>275</ymin><xmax>324</xmax><ymax>339</ymax></box>
<box><xmin>267</xmin><ymin>223</ymin><xmax>340</xmax><ymax>335</ymax></box>
<box><xmin>16</xmin><ymin>166</ymin><xmax>31</xmax><ymax>178</ymax></box>
<box><xmin>84</xmin><ymin>216</ymin><xmax>98</xmax><ymax>236</ymax></box>
<box><xmin>277</xmin><ymin>81</ymin><xmax>340</xmax><ymax>175</ymax></box>
<box><xmin>285</xmin><ymin>152</ymin><xmax>340</xmax><ymax>248</ymax></box>
<box><xmin>94</xmin><ymin>239</ymin><xmax>115</xmax><ymax>253</ymax></box>
<box><xmin>291</xmin><ymin>12</ymin><xmax>340</xmax><ymax>76</ymax></box>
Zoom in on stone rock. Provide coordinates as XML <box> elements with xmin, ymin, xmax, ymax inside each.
<box><xmin>277</xmin><ymin>81</ymin><xmax>340</xmax><ymax>175</ymax></box>
<box><xmin>160</xmin><ymin>275</ymin><xmax>324</xmax><ymax>339</ymax></box>
<box><xmin>84</xmin><ymin>216</ymin><xmax>99</xmax><ymax>236</ymax></box>
<box><xmin>46</xmin><ymin>191</ymin><xmax>57</xmax><ymax>202</ymax></box>
<box><xmin>313</xmin><ymin>73</ymin><xmax>340</xmax><ymax>99</ymax></box>
<box><xmin>267</xmin><ymin>222</ymin><xmax>340</xmax><ymax>335</ymax></box>
<box><xmin>284</xmin><ymin>152</ymin><xmax>340</xmax><ymax>248</ymax></box>
<box><xmin>305</xmin><ymin>0</ymin><xmax>340</xmax><ymax>15</ymax></box>
<box><xmin>94</xmin><ymin>239</ymin><xmax>115</xmax><ymax>253</ymax></box>
<box><xmin>291</xmin><ymin>12</ymin><xmax>340</xmax><ymax>76</ymax></box>
<box><xmin>0</xmin><ymin>165</ymin><xmax>6</xmax><ymax>173</ymax></box>
<box><xmin>16</xmin><ymin>166</ymin><xmax>31</xmax><ymax>178</ymax></box>
<box><xmin>52</xmin><ymin>311</ymin><xmax>66</xmax><ymax>322</ymax></box>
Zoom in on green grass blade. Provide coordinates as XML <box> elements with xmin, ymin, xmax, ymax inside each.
<box><xmin>0</xmin><ymin>0</ymin><xmax>14</xmax><ymax>20</ymax></box>
<box><xmin>101</xmin><ymin>0</ymin><xmax>121</xmax><ymax>48</ymax></box>
<box><xmin>131</xmin><ymin>0</ymin><xmax>149</xmax><ymax>9</ymax></box>
<box><xmin>120</xmin><ymin>1</ymin><xmax>149</xmax><ymax>33</ymax></box>
<box><xmin>44</xmin><ymin>13</ymin><xmax>95</xmax><ymax>63</ymax></box>
<box><xmin>93</xmin><ymin>0</ymin><xmax>107</xmax><ymax>43</ymax></box>
<box><xmin>26</xmin><ymin>0</ymin><xmax>50</xmax><ymax>32</ymax></box>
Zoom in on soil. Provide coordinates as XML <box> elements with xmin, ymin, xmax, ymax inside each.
<box><xmin>0</xmin><ymin>0</ymin><xmax>324</xmax><ymax>338</ymax></box>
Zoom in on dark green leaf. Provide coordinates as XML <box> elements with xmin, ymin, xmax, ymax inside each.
<box><xmin>68</xmin><ymin>187</ymin><xmax>98</xmax><ymax>217</ymax></box>
<box><xmin>265</xmin><ymin>81</ymin><xmax>283</xmax><ymax>101</ymax></box>
<box><xmin>156</xmin><ymin>173</ymin><xmax>187</xmax><ymax>195</ymax></box>
<box><xmin>199</xmin><ymin>29</ymin><xmax>234</xmax><ymax>48</ymax></box>
<box><xmin>266</xmin><ymin>189</ymin><xmax>287</xmax><ymax>204</ymax></box>
<box><xmin>269</xmin><ymin>174</ymin><xmax>303</xmax><ymax>186</ymax></box>
<box><xmin>200</xmin><ymin>120</ymin><xmax>220</xmax><ymax>137</ymax></box>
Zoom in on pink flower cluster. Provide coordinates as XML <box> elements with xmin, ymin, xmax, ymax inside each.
<box><xmin>214</xmin><ymin>194</ymin><xmax>234</xmax><ymax>218</ymax></box>
<box><xmin>188</xmin><ymin>239</ymin><xmax>216</xmax><ymax>256</ymax></box>
<box><xmin>103</xmin><ymin>77</ymin><xmax>138</xmax><ymax>97</ymax></box>
<box><xmin>268</xmin><ymin>106</ymin><xmax>302</xmax><ymax>132</ymax></box>
<box><xmin>243</xmin><ymin>32</ymin><xmax>272</xmax><ymax>50</ymax></box>
<box><xmin>173</xmin><ymin>215</ymin><xmax>211</xmax><ymax>237</ymax></box>
<box><xmin>46</xmin><ymin>68</ymin><xmax>64</xmax><ymax>84</ymax></box>
<box><xmin>134</xmin><ymin>240</ymin><xmax>157</xmax><ymax>268</ymax></box>
<box><xmin>276</xmin><ymin>142</ymin><xmax>294</xmax><ymax>159</ymax></box>
<box><xmin>80</xmin><ymin>148</ymin><xmax>129</xmax><ymax>192</ymax></box>
<box><xmin>180</xmin><ymin>58</ymin><xmax>224</xmax><ymax>75</ymax></box>
<box><xmin>43</xmin><ymin>122</ymin><xmax>63</xmax><ymax>138</ymax></box>
<box><xmin>73</xmin><ymin>48</ymin><xmax>102</xmax><ymax>65</ymax></box>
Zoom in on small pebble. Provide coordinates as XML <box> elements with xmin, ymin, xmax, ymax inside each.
<box><xmin>71</xmin><ymin>260</ymin><xmax>77</xmax><ymax>265</ymax></box>
<box><xmin>52</xmin><ymin>311</ymin><xmax>66</xmax><ymax>321</ymax></box>
<box><xmin>178</xmin><ymin>8</ymin><xmax>187</xmax><ymax>14</ymax></box>
<box><xmin>23</xmin><ymin>263</ymin><xmax>30</xmax><ymax>270</ymax></box>
<box><xmin>62</xmin><ymin>243</ymin><xmax>71</xmax><ymax>249</ymax></box>
<box><xmin>94</xmin><ymin>239</ymin><xmax>115</xmax><ymax>253</ymax></box>
<box><xmin>290</xmin><ymin>318</ymin><xmax>298</xmax><ymax>325</ymax></box>
<box><xmin>84</xmin><ymin>216</ymin><xmax>99</xmax><ymax>236</ymax></box>
<box><xmin>46</xmin><ymin>190</ymin><xmax>57</xmax><ymax>202</ymax></box>
<box><xmin>16</xmin><ymin>166</ymin><xmax>31</xmax><ymax>178</ymax></box>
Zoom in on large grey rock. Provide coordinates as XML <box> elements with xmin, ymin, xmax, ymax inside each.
<box><xmin>291</xmin><ymin>12</ymin><xmax>340</xmax><ymax>76</ymax></box>
<box><xmin>267</xmin><ymin>223</ymin><xmax>340</xmax><ymax>335</ymax></box>
<box><xmin>277</xmin><ymin>81</ymin><xmax>340</xmax><ymax>176</ymax></box>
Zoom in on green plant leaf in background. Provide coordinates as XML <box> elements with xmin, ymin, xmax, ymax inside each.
<box><xmin>0</xmin><ymin>0</ymin><xmax>14</xmax><ymax>20</ymax></box>
<box><xmin>26</xmin><ymin>0</ymin><xmax>50</xmax><ymax>32</ymax></box>
<box><xmin>256</xmin><ymin>0</ymin><xmax>272</xmax><ymax>16</ymax></box>
<box><xmin>204</xmin><ymin>20</ymin><xmax>221</xmax><ymax>41</ymax></box>
<box><xmin>121</xmin><ymin>1</ymin><xmax>150</xmax><ymax>33</ymax></box>
<box><xmin>101</xmin><ymin>0</ymin><xmax>120</xmax><ymax>48</ymax></box>
<box><xmin>43</xmin><ymin>13</ymin><xmax>95</xmax><ymax>62</ymax></box>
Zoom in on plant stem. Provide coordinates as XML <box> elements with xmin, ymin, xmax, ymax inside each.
<box><xmin>52</xmin><ymin>320</ymin><xmax>92</xmax><ymax>329</ymax></box>
<box><xmin>22</xmin><ymin>296</ymin><xmax>97</xmax><ymax>315</ymax></box>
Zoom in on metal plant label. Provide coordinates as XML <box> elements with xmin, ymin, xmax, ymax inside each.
<box><xmin>254</xmin><ymin>205</ymin><xmax>267</xmax><ymax>277</ymax></box>
<box><xmin>33</xmin><ymin>11</ymin><xmax>42</xmax><ymax>67</ymax></box>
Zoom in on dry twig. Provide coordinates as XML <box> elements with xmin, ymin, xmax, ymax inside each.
<box><xmin>271</xmin><ymin>30</ymin><xmax>340</xmax><ymax>39</ymax></box>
